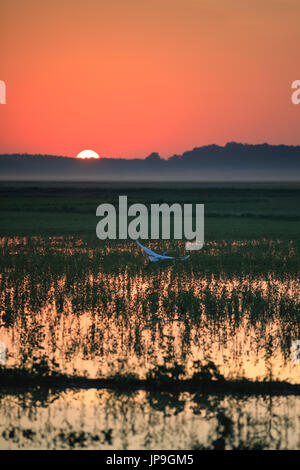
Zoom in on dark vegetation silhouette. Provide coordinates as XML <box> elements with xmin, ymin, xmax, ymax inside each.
<box><xmin>0</xmin><ymin>142</ymin><xmax>300</xmax><ymax>181</ymax></box>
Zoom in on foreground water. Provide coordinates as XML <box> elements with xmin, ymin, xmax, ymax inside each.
<box><xmin>0</xmin><ymin>236</ymin><xmax>299</xmax><ymax>449</ymax></box>
<box><xmin>0</xmin><ymin>389</ymin><xmax>299</xmax><ymax>450</ymax></box>
<box><xmin>0</xmin><ymin>237</ymin><xmax>299</xmax><ymax>383</ymax></box>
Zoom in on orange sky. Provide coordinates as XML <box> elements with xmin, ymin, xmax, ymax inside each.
<box><xmin>0</xmin><ymin>0</ymin><xmax>300</xmax><ymax>158</ymax></box>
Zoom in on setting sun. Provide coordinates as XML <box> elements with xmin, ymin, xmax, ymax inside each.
<box><xmin>76</xmin><ymin>149</ymin><xmax>100</xmax><ymax>159</ymax></box>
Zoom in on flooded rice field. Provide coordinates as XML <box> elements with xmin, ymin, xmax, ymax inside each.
<box><xmin>0</xmin><ymin>196</ymin><xmax>299</xmax><ymax>449</ymax></box>
<box><xmin>0</xmin><ymin>236</ymin><xmax>299</xmax><ymax>384</ymax></box>
<box><xmin>0</xmin><ymin>389</ymin><xmax>299</xmax><ymax>450</ymax></box>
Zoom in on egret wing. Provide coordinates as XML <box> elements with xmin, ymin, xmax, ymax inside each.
<box><xmin>160</xmin><ymin>254</ymin><xmax>189</xmax><ymax>260</ymax></box>
<box><xmin>136</xmin><ymin>240</ymin><xmax>160</xmax><ymax>257</ymax></box>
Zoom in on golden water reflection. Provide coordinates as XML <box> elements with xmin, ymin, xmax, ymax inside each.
<box><xmin>1</xmin><ymin>268</ymin><xmax>299</xmax><ymax>382</ymax></box>
<box><xmin>0</xmin><ymin>389</ymin><xmax>299</xmax><ymax>450</ymax></box>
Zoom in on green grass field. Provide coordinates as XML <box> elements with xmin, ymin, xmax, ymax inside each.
<box><xmin>1</xmin><ymin>182</ymin><xmax>300</xmax><ymax>240</ymax></box>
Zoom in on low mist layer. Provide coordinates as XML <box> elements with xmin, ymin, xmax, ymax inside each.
<box><xmin>1</xmin><ymin>143</ymin><xmax>300</xmax><ymax>181</ymax></box>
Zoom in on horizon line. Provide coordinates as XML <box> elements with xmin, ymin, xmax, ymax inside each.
<box><xmin>1</xmin><ymin>141</ymin><xmax>300</xmax><ymax>161</ymax></box>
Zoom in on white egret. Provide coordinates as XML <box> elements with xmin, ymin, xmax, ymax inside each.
<box><xmin>136</xmin><ymin>240</ymin><xmax>190</xmax><ymax>262</ymax></box>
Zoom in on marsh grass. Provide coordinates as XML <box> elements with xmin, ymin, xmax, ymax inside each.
<box><xmin>0</xmin><ymin>184</ymin><xmax>299</xmax><ymax>385</ymax></box>
<box><xmin>0</xmin><ymin>184</ymin><xmax>300</xmax><ymax>450</ymax></box>
<box><xmin>0</xmin><ymin>235</ymin><xmax>299</xmax><ymax>383</ymax></box>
